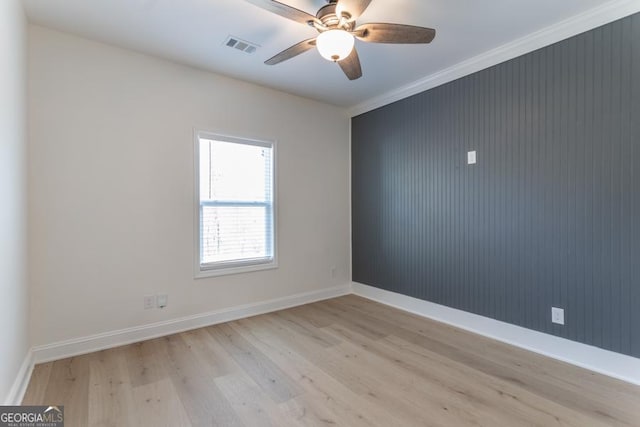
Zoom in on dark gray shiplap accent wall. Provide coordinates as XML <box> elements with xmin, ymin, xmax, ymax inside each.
<box><xmin>351</xmin><ymin>13</ymin><xmax>640</xmax><ymax>357</ymax></box>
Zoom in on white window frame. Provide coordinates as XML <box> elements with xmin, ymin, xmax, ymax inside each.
<box><xmin>194</xmin><ymin>130</ymin><xmax>278</xmax><ymax>278</ymax></box>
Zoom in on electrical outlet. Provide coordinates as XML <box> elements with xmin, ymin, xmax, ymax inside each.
<box><xmin>330</xmin><ymin>266</ymin><xmax>336</xmax><ymax>278</ymax></box>
<box><xmin>467</xmin><ymin>150</ymin><xmax>477</xmax><ymax>165</ymax></box>
<box><xmin>157</xmin><ymin>294</ymin><xmax>168</xmax><ymax>309</ymax></box>
<box><xmin>551</xmin><ymin>307</ymin><xmax>565</xmax><ymax>325</ymax></box>
<box><xmin>144</xmin><ymin>295</ymin><xmax>156</xmax><ymax>310</ymax></box>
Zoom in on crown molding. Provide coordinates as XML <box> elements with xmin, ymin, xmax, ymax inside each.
<box><xmin>348</xmin><ymin>0</ymin><xmax>640</xmax><ymax>117</ymax></box>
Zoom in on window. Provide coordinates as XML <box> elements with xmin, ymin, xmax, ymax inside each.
<box><xmin>195</xmin><ymin>131</ymin><xmax>276</xmax><ymax>277</ymax></box>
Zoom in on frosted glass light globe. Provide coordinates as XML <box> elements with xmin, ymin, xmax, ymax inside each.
<box><xmin>316</xmin><ymin>29</ymin><xmax>355</xmax><ymax>62</ymax></box>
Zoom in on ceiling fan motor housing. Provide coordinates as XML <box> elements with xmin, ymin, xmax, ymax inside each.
<box><xmin>315</xmin><ymin>3</ymin><xmax>353</xmax><ymax>31</ymax></box>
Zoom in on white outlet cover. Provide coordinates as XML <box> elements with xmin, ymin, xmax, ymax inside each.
<box><xmin>143</xmin><ymin>295</ymin><xmax>155</xmax><ymax>310</ymax></box>
<box><xmin>552</xmin><ymin>307</ymin><xmax>565</xmax><ymax>325</ymax></box>
<box><xmin>157</xmin><ymin>294</ymin><xmax>168</xmax><ymax>308</ymax></box>
<box><xmin>467</xmin><ymin>151</ymin><xmax>477</xmax><ymax>165</ymax></box>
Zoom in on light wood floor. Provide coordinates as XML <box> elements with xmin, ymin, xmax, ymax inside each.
<box><xmin>23</xmin><ymin>295</ymin><xmax>640</xmax><ymax>426</ymax></box>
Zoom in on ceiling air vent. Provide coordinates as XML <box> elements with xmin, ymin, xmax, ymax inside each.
<box><xmin>224</xmin><ymin>36</ymin><xmax>259</xmax><ymax>54</ymax></box>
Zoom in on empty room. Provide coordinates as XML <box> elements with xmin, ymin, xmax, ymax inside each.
<box><xmin>2</xmin><ymin>0</ymin><xmax>640</xmax><ymax>425</ymax></box>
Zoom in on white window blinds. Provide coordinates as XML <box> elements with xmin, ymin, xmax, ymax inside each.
<box><xmin>197</xmin><ymin>135</ymin><xmax>275</xmax><ymax>272</ymax></box>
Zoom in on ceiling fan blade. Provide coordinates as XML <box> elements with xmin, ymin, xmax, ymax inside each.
<box><xmin>245</xmin><ymin>0</ymin><xmax>317</xmax><ymax>25</ymax></box>
<box><xmin>354</xmin><ymin>23</ymin><xmax>436</xmax><ymax>44</ymax></box>
<box><xmin>265</xmin><ymin>38</ymin><xmax>317</xmax><ymax>65</ymax></box>
<box><xmin>336</xmin><ymin>0</ymin><xmax>372</xmax><ymax>19</ymax></box>
<box><xmin>338</xmin><ymin>47</ymin><xmax>362</xmax><ymax>80</ymax></box>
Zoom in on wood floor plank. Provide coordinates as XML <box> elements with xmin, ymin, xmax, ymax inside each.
<box><xmin>162</xmin><ymin>334</ymin><xmax>243</xmax><ymax>427</ymax></box>
<box><xmin>87</xmin><ymin>347</ymin><xmax>137</xmax><ymax>427</ymax></box>
<box><xmin>22</xmin><ymin>296</ymin><xmax>640</xmax><ymax>426</ymax></box>
<box><xmin>325</xmin><ymin>321</ymin><xmax>598</xmax><ymax>427</ymax></box>
<box><xmin>131</xmin><ymin>378</ymin><xmax>193</xmax><ymax>427</ymax></box>
<box><xmin>273</xmin><ymin>309</ymin><xmax>341</xmax><ymax>348</ymax></box>
<box><xmin>333</xmin><ymin>337</ymin><xmax>523</xmax><ymax>426</ymax></box>
<box><xmin>230</xmin><ymin>318</ymin><xmax>403</xmax><ymax>427</ymax></box>
<box><xmin>286</xmin><ymin>305</ymin><xmax>335</xmax><ymax>328</ymax></box>
<box><xmin>235</xmin><ymin>315</ymin><xmax>453</xmax><ymax>426</ymax></box>
<box><xmin>180</xmin><ymin>328</ymin><xmax>239</xmax><ymax>378</ymax></box>
<box><xmin>22</xmin><ymin>362</ymin><xmax>52</xmax><ymax>405</ymax></box>
<box><xmin>277</xmin><ymin>395</ymin><xmax>345</xmax><ymax>427</ymax></box>
<box><xmin>311</xmin><ymin>301</ymin><xmax>389</xmax><ymax>340</ymax></box>
<box><xmin>41</xmin><ymin>355</ymin><xmax>92</xmax><ymax>426</ymax></box>
<box><xmin>207</xmin><ymin>322</ymin><xmax>302</xmax><ymax>404</ymax></box>
<box><xmin>124</xmin><ymin>338</ymin><xmax>170</xmax><ymax>388</ymax></box>
<box><xmin>215</xmin><ymin>372</ymin><xmax>298</xmax><ymax>427</ymax></box>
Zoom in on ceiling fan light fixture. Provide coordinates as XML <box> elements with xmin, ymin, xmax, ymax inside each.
<box><xmin>316</xmin><ymin>29</ymin><xmax>354</xmax><ymax>62</ymax></box>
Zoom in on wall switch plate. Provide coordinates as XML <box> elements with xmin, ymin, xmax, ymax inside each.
<box><xmin>144</xmin><ymin>295</ymin><xmax>156</xmax><ymax>310</ymax></box>
<box><xmin>467</xmin><ymin>151</ymin><xmax>477</xmax><ymax>165</ymax></box>
<box><xmin>157</xmin><ymin>294</ymin><xmax>168</xmax><ymax>309</ymax></box>
<box><xmin>552</xmin><ymin>307</ymin><xmax>565</xmax><ymax>325</ymax></box>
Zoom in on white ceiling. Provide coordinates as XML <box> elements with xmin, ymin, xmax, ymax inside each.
<box><xmin>23</xmin><ymin>0</ymin><xmax>622</xmax><ymax>108</ymax></box>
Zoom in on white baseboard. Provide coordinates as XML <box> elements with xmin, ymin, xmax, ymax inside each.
<box><xmin>352</xmin><ymin>282</ymin><xmax>640</xmax><ymax>386</ymax></box>
<box><xmin>4</xmin><ymin>349</ymin><xmax>34</xmax><ymax>405</ymax></box>
<box><xmin>32</xmin><ymin>284</ymin><xmax>351</xmax><ymax>364</ymax></box>
<box><xmin>21</xmin><ymin>281</ymin><xmax>640</xmax><ymax>394</ymax></box>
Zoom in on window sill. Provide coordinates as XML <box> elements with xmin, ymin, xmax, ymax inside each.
<box><xmin>195</xmin><ymin>260</ymin><xmax>278</xmax><ymax>279</ymax></box>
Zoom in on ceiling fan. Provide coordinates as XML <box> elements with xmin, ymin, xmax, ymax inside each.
<box><xmin>245</xmin><ymin>0</ymin><xmax>436</xmax><ymax>80</ymax></box>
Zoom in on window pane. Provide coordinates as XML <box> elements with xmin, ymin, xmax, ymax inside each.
<box><xmin>201</xmin><ymin>205</ymin><xmax>271</xmax><ymax>264</ymax></box>
<box><xmin>200</xmin><ymin>138</ymin><xmax>272</xmax><ymax>203</ymax></box>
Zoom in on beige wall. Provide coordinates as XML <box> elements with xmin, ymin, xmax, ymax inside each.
<box><xmin>28</xmin><ymin>25</ymin><xmax>351</xmax><ymax>347</ymax></box>
<box><xmin>0</xmin><ymin>0</ymin><xmax>28</xmax><ymax>403</ymax></box>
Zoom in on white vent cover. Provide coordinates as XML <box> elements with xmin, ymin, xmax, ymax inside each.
<box><xmin>224</xmin><ymin>36</ymin><xmax>259</xmax><ymax>54</ymax></box>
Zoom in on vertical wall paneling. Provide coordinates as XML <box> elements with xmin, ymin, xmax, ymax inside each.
<box><xmin>351</xmin><ymin>13</ymin><xmax>640</xmax><ymax>358</ymax></box>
